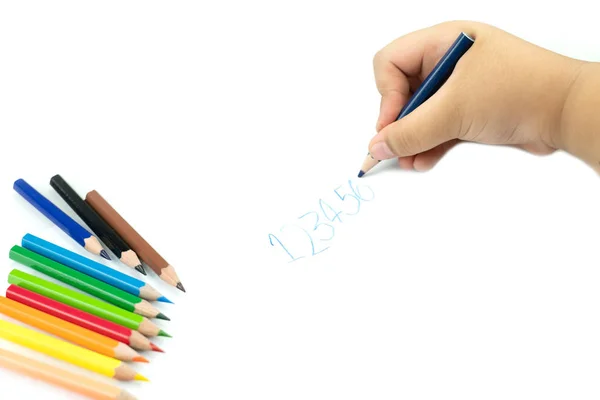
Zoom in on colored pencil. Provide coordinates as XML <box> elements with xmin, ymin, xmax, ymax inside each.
<box><xmin>10</xmin><ymin>245</ymin><xmax>169</xmax><ymax>321</ymax></box>
<box><xmin>358</xmin><ymin>32</ymin><xmax>475</xmax><ymax>177</ymax></box>
<box><xmin>0</xmin><ymin>348</ymin><xmax>137</xmax><ymax>400</ymax></box>
<box><xmin>0</xmin><ymin>319</ymin><xmax>147</xmax><ymax>381</ymax></box>
<box><xmin>13</xmin><ymin>178</ymin><xmax>110</xmax><ymax>260</ymax></box>
<box><xmin>22</xmin><ymin>233</ymin><xmax>171</xmax><ymax>303</ymax></box>
<box><xmin>8</xmin><ymin>269</ymin><xmax>170</xmax><ymax>338</ymax></box>
<box><xmin>0</xmin><ymin>296</ymin><xmax>147</xmax><ymax>363</ymax></box>
<box><xmin>6</xmin><ymin>285</ymin><xmax>163</xmax><ymax>352</ymax></box>
<box><xmin>50</xmin><ymin>175</ymin><xmax>146</xmax><ymax>275</ymax></box>
<box><xmin>86</xmin><ymin>190</ymin><xmax>186</xmax><ymax>292</ymax></box>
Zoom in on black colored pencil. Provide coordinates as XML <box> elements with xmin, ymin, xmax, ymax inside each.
<box><xmin>49</xmin><ymin>175</ymin><xmax>146</xmax><ymax>275</ymax></box>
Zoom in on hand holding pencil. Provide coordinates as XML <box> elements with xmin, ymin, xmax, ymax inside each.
<box><xmin>359</xmin><ymin>21</ymin><xmax>585</xmax><ymax>175</ymax></box>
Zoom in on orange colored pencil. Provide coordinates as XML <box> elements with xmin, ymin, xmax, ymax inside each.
<box><xmin>0</xmin><ymin>297</ymin><xmax>147</xmax><ymax>363</ymax></box>
<box><xmin>0</xmin><ymin>347</ymin><xmax>136</xmax><ymax>400</ymax></box>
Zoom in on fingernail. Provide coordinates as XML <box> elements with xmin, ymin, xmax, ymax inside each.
<box><xmin>370</xmin><ymin>141</ymin><xmax>395</xmax><ymax>160</ymax></box>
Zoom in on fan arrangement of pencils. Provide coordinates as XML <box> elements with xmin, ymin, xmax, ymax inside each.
<box><xmin>0</xmin><ymin>175</ymin><xmax>186</xmax><ymax>400</ymax></box>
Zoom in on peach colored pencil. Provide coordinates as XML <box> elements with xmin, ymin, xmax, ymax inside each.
<box><xmin>0</xmin><ymin>347</ymin><xmax>136</xmax><ymax>400</ymax></box>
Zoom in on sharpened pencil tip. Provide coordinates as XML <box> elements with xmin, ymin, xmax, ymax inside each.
<box><xmin>156</xmin><ymin>312</ymin><xmax>170</xmax><ymax>321</ymax></box>
<box><xmin>176</xmin><ymin>282</ymin><xmax>186</xmax><ymax>293</ymax></box>
<box><xmin>357</xmin><ymin>170</ymin><xmax>365</xmax><ymax>178</ymax></box>
<box><xmin>133</xmin><ymin>356</ymin><xmax>149</xmax><ymax>363</ymax></box>
<box><xmin>157</xmin><ymin>296</ymin><xmax>174</xmax><ymax>304</ymax></box>
<box><xmin>150</xmin><ymin>343</ymin><xmax>164</xmax><ymax>353</ymax></box>
<box><xmin>158</xmin><ymin>330</ymin><xmax>172</xmax><ymax>338</ymax></box>
<box><xmin>100</xmin><ymin>250</ymin><xmax>111</xmax><ymax>260</ymax></box>
<box><xmin>134</xmin><ymin>265</ymin><xmax>147</xmax><ymax>275</ymax></box>
<box><xmin>134</xmin><ymin>373</ymin><xmax>149</xmax><ymax>382</ymax></box>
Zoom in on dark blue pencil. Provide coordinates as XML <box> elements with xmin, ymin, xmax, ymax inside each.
<box><xmin>358</xmin><ymin>31</ymin><xmax>475</xmax><ymax>177</ymax></box>
<box><xmin>13</xmin><ymin>179</ymin><xmax>110</xmax><ymax>260</ymax></box>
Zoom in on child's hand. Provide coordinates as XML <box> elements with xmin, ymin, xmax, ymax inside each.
<box><xmin>368</xmin><ymin>21</ymin><xmax>586</xmax><ymax>171</ymax></box>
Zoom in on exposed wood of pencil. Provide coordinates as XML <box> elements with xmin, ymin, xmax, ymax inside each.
<box><xmin>83</xmin><ymin>236</ymin><xmax>107</xmax><ymax>257</ymax></box>
<box><xmin>134</xmin><ymin>299</ymin><xmax>165</xmax><ymax>319</ymax></box>
<box><xmin>85</xmin><ymin>190</ymin><xmax>185</xmax><ymax>290</ymax></box>
<box><xmin>0</xmin><ymin>348</ymin><xmax>137</xmax><ymax>400</ymax></box>
<box><xmin>138</xmin><ymin>284</ymin><xmax>163</xmax><ymax>302</ymax></box>
<box><xmin>138</xmin><ymin>318</ymin><xmax>161</xmax><ymax>337</ymax></box>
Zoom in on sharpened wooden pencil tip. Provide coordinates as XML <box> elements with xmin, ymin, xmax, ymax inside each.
<box><xmin>157</xmin><ymin>296</ymin><xmax>174</xmax><ymax>304</ymax></box>
<box><xmin>133</xmin><ymin>356</ymin><xmax>149</xmax><ymax>363</ymax></box>
<box><xmin>158</xmin><ymin>330</ymin><xmax>172</xmax><ymax>338</ymax></box>
<box><xmin>134</xmin><ymin>373</ymin><xmax>149</xmax><ymax>382</ymax></box>
<box><xmin>156</xmin><ymin>313</ymin><xmax>170</xmax><ymax>321</ymax></box>
<box><xmin>176</xmin><ymin>282</ymin><xmax>186</xmax><ymax>293</ymax></box>
<box><xmin>100</xmin><ymin>250</ymin><xmax>111</xmax><ymax>260</ymax></box>
<box><xmin>134</xmin><ymin>265</ymin><xmax>147</xmax><ymax>275</ymax></box>
<box><xmin>150</xmin><ymin>343</ymin><xmax>164</xmax><ymax>353</ymax></box>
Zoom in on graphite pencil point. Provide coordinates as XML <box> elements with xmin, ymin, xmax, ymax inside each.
<box><xmin>99</xmin><ymin>250</ymin><xmax>111</xmax><ymax>260</ymax></box>
<box><xmin>158</xmin><ymin>330</ymin><xmax>172</xmax><ymax>338</ymax></box>
<box><xmin>176</xmin><ymin>282</ymin><xmax>186</xmax><ymax>293</ymax></box>
<box><xmin>156</xmin><ymin>313</ymin><xmax>170</xmax><ymax>321</ymax></box>
<box><xmin>133</xmin><ymin>356</ymin><xmax>149</xmax><ymax>363</ymax></box>
<box><xmin>357</xmin><ymin>170</ymin><xmax>365</xmax><ymax>178</ymax></box>
<box><xmin>150</xmin><ymin>343</ymin><xmax>164</xmax><ymax>353</ymax></box>
<box><xmin>134</xmin><ymin>265</ymin><xmax>147</xmax><ymax>275</ymax></box>
<box><xmin>157</xmin><ymin>296</ymin><xmax>174</xmax><ymax>304</ymax></box>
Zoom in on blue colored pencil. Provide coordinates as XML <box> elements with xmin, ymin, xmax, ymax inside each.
<box><xmin>357</xmin><ymin>31</ymin><xmax>475</xmax><ymax>177</ymax></box>
<box><xmin>21</xmin><ymin>233</ymin><xmax>172</xmax><ymax>303</ymax></box>
<box><xmin>13</xmin><ymin>179</ymin><xmax>110</xmax><ymax>260</ymax></box>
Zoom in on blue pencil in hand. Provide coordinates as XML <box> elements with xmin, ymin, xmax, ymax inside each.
<box><xmin>357</xmin><ymin>31</ymin><xmax>475</xmax><ymax>177</ymax></box>
<box><xmin>21</xmin><ymin>233</ymin><xmax>172</xmax><ymax>303</ymax></box>
<box><xmin>13</xmin><ymin>179</ymin><xmax>110</xmax><ymax>260</ymax></box>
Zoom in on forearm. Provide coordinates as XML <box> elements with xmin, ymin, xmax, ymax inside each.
<box><xmin>558</xmin><ymin>62</ymin><xmax>600</xmax><ymax>170</ymax></box>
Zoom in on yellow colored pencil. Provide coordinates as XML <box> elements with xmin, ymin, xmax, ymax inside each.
<box><xmin>0</xmin><ymin>318</ymin><xmax>147</xmax><ymax>381</ymax></box>
<box><xmin>0</xmin><ymin>347</ymin><xmax>136</xmax><ymax>399</ymax></box>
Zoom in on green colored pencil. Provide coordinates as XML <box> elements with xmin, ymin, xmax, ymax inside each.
<box><xmin>9</xmin><ymin>245</ymin><xmax>169</xmax><ymax>321</ymax></box>
<box><xmin>7</xmin><ymin>269</ymin><xmax>171</xmax><ymax>338</ymax></box>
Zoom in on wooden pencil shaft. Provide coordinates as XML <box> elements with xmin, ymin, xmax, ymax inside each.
<box><xmin>13</xmin><ymin>179</ymin><xmax>105</xmax><ymax>258</ymax></box>
<box><xmin>50</xmin><ymin>175</ymin><xmax>130</xmax><ymax>258</ymax></box>
<box><xmin>0</xmin><ymin>348</ymin><xmax>135</xmax><ymax>400</ymax></box>
<box><xmin>85</xmin><ymin>190</ymin><xmax>169</xmax><ymax>274</ymax></box>
<box><xmin>10</xmin><ymin>245</ymin><xmax>145</xmax><ymax>314</ymax></box>
<box><xmin>0</xmin><ymin>319</ymin><xmax>136</xmax><ymax>380</ymax></box>
<box><xmin>7</xmin><ymin>269</ymin><xmax>147</xmax><ymax>331</ymax></box>
<box><xmin>6</xmin><ymin>285</ymin><xmax>154</xmax><ymax>350</ymax></box>
<box><xmin>22</xmin><ymin>233</ymin><xmax>162</xmax><ymax>301</ymax></box>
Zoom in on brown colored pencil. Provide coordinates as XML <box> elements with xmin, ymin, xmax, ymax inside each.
<box><xmin>0</xmin><ymin>348</ymin><xmax>137</xmax><ymax>400</ymax></box>
<box><xmin>85</xmin><ymin>190</ymin><xmax>186</xmax><ymax>292</ymax></box>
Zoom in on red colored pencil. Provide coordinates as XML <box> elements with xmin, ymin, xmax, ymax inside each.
<box><xmin>6</xmin><ymin>285</ymin><xmax>163</xmax><ymax>353</ymax></box>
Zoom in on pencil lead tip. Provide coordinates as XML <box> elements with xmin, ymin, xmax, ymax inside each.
<box><xmin>157</xmin><ymin>296</ymin><xmax>174</xmax><ymax>304</ymax></box>
<box><xmin>134</xmin><ymin>265</ymin><xmax>147</xmax><ymax>275</ymax></box>
<box><xmin>100</xmin><ymin>250</ymin><xmax>111</xmax><ymax>260</ymax></box>
<box><xmin>156</xmin><ymin>312</ymin><xmax>170</xmax><ymax>321</ymax></box>
<box><xmin>357</xmin><ymin>170</ymin><xmax>365</xmax><ymax>178</ymax></box>
<box><xmin>176</xmin><ymin>282</ymin><xmax>186</xmax><ymax>293</ymax></box>
<box><xmin>133</xmin><ymin>356</ymin><xmax>149</xmax><ymax>363</ymax></box>
<box><xmin>150</xmin><ymin>343</ymin><xmax>165</xmax><ymax>353</ymax></box>
<box><xmin>134</xmin><ymin>373</ymin><xmax>149</xmax><ymax>382</ymax></box>
<box><xmin>158</xmin><ymin>330</ymin><xmax>172</xmax><ymax>338</ymax></box>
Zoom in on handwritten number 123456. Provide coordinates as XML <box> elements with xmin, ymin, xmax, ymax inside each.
<box><xmin>268</xmin><ymin>179</ymin><xmax>374</xmax><ymax>262</ymax></box>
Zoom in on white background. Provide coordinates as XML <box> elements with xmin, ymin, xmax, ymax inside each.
<box><xmin>1</xmin><ymin>1</ymin><xmax>600</xmax><ymax>399</ymax></box>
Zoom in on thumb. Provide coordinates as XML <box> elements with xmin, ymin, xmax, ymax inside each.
<box><xmin>368</xmin><ymin>89</ymin><xmax>462</xmax><ymax>159</ymax></box>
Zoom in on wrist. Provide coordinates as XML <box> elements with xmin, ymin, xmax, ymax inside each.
<box><xmin>556</xmin><ymin>61</ymin><xmax>600</xmax><ymax>166</ymax></box>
